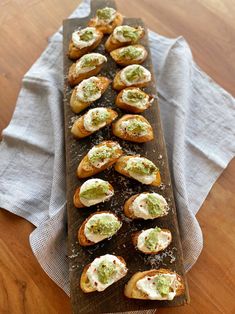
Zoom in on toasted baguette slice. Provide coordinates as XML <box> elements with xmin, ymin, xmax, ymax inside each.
<box><xmin>80</xmin><ymin>255</ymin><xmax>127</xmax><ymax>293</ymax></box>
<box><xmin>68</xmin><ymin>28</ymin><xmax>103</xmax><ymax>60</ymax></box>
<box><xmin>78</xmin><ymin>211</ymin><xmax>122</xmax><ymax>246</ymax></box>
<box><xmin>115</xmin><ymin>156</ymin><xmax>161</xmax><ymax>186</ymax></box>
<box><xmin>68</xmin><ymin>54</ymin><xmax>107</xmax><ymax>87</ymax></box>
<box><xmin>105</xmin><ymin>26</ymin><xmax>145</xmax><ymax>52</ymax></box>
<box><xmin>70</xmin><ymin>76</ymin><xmax>111</xmax><ymax>114</ymax></box>
<box><xmin>115</xmin><ymin>87</ymin><xmax>153</xmax><ymax>113</ymax></box>
<box><xmin>77</xmin><ymin>141</ymin><xmax>123</xmax><ymax>178</ymax></box>
<box><xmin>112</xmin><ymin>114</ymin><xmax>154</xmax><ymax>143</ymax></box>
<box><xmin>132</xmin><ymin>228</ymin><xmax>172</xmax><ymax>254</ymax></box>
<box><xmin>88</xmin><ymin>12</ymin><xmax>123</xmax><ymax>34</ymax></box>
<box><xmin>71</xmin><ymin>108</ymin><xmax>118</xmax><ymax>139</ymax></box>
<box><xmin>110</xmin><ymin>45</ymin><xmax>148</xmax><ymax>66</ymax></box>
<box><xmin>124</xmin><ymin>269</ymin><xmax>185</xmax><ymax>300</ymax></box>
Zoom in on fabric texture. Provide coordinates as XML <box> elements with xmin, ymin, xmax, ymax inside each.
<box><xmin>0</xmin><ymin>0</ymin><xmax>234</xmax><ymax>301</ymax></box>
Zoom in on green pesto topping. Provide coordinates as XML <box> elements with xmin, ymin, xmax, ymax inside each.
<box><xmin>89</xmin><ymin>146</ymin><xmax>115</xmax><ymax>163</ymax></box>
<box><xmin>80</xmin><ymin>29</ymin><xmax>94</xmax><ymax>41</ymax></box>
<box><xmin>80</xmin><ymin>55</ymin><xmax>100</xmax><ymax>68</ymax></box>
<box><xmin>97</xmin><ymin>261</ymin><xmax>117</xmax><ymax>284</ymax></box>
<box><xmin>80</xmin><ymin>181</ymin><xmax>109</xmax><ymax>200</ymax></box>
<box><xmin>91</xmin><ymin>110</ymin><xmax>110</xmax><ymax>126</ymax></box>
<box><xmin>125</xmin><ymin>119</ymin><xmax>148</xmax><ymax>135</ymax></box>
<box><xmin>117</xmin><ymin>26</ymin><xmax>140</xmax><ymax>42</ymax></box>
<box><xmin>88</xmin><ymin>216</ymin><xmax>121</xmax><ymax>236</ymax></box>
<box><xmin>125</xmin><ymin>66</ymin><xmax>145</xmax><ymax>82</ymax></box>
<box><xmin>145</xmin><ymin>227</ymin><xmax>161</xmax><ymax>251</ymax></box>
<box><xmin>154</xmin><ymin>275</ymin><xmax>172</xmax><ymax>296</ymax></box>
<box><xmin>125</xmin><ymin>90</ymin><xmax>146</xmax><ymax>103</ymax></box>
<box><xmin>126</xmin><ymin>158</ymin><xmax>157</xmax><ymax>176</ymax></box>
<box><xmin>146</xmin><ymin>194</ymin><xmax>163</xmax><ymax>216</ymax></box>
<box><xmin>82</xmin><ymin>81</ymin><xmax>100</xmax><ymax>100</ymax></box>
<box><xmin>119</xmin><ymin>46</ymin><xmax>142</xmax><ymax>59</ymax></box>
<box><xmin>96</xmin><ymin>7</ymin><xmax>115</xmax><ymax>21</ymax></box>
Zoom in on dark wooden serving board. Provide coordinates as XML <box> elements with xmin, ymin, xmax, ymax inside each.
<box><xmin>63</xmin><ymin>0</ymin><xmax>189</xmax><ymax>313</ymax></box>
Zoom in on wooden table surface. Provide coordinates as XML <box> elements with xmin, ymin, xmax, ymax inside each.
<box><xmin>0</xmin><ymin>1</ymin><xmax>234</xmax><ymax>313</ymax></box>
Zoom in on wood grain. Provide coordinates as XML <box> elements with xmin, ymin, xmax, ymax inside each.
<box><xmin>0</xmin><ymin>0</ymin><xmax>234</xmax><ymax>314</ymax></box>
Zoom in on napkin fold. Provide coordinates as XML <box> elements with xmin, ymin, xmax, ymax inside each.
<box><xmin>0</xmin><ymin>0</ymin><xmax>235</xmax><ymax>298</ymax></box>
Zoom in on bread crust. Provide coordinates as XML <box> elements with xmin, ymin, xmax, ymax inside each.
<box><xmin>112</xmin><ymin>69</ymin><xmax>150</xmax><ymax>91</ymax></box>
<box><xmin>124</xmin><ymin>269</ymin><xmax>185</xmax><ymax>299</ymax></box>
<box><xmin>71</xmin><ymin>108</ymin><xmax>118</xmax><ymax>139</ymax></box>
<box><xmin>80</xmin><ymin>256</ymin><xmax>126</xmax><ymax>293</ymax></box>
<box><xmin>115</xmin><ymin>87</ymin><xmax>153</xmax><ymax>113</ymax></box>
<box><xmin>68</xmin><ymin>31</ymin><xmax>103</xmax><ymax>60</ymax></box>
<box><xmin>112</xmin><ymin>114</ymin><xmax>154</xmax><ymax>143</ymax></box>
<box><xmin>110</xmin><ymin>45</ymin><xmax>148</xmax><ymax>66</ymax></box>
<box><xmin>70</xmin><ymin>76</ymin><xmax>111</xmax><ymax>114</ymax></box>
<box><xmin>77</xmin><ymin>141</ymin><xmax>123</xmax><ymax>178</ymax></box>
<box><xmin>132</xmin><ymin>228</ymin><xmax>172</xmax><ymax>254</ymax></box>
<box><xmin>88</xmin><ymin>12</ymin><xmax>123</xmax><ymax>34</ymax></box>
<box><xmin>114</xmin><ymin>156</ymin><xmax>161</xmax><ymax>186</ymax></box>
<box><xmin>78</xmin><ymin>211</ymin><xmax>121</xmax><ymax>246</ymax></box>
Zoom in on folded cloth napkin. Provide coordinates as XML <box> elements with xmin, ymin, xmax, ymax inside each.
<box><xmin>0</xmin><ymin>0</ymin><xmax>234</xmax><ymax>302</ymax></box>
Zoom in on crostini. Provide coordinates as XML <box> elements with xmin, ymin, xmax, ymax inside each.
<box><xmin>112</xmin><ymin>114</ymin><xmax>153</xmax><ymax>143</ymax></box>
<box><xmin>115</xmin><ymin>156</ymin><xmax>161</xmax><ymax>186</ymax></box>
<box><xmin>78</xmin><ymin>211</ymin><xmax>122</xmax><ymax>246</ymax></box>
<box><xmin>132</xmin><ymin>226</ymin><xmax>172</xmax><ymax>254</ymax></box>
<box><xmin>113</xmin><ymin>64</ymin><xmax>151</xmax><ymax>91</ymax></box>
<box><xmin>70</xmin><ymin>76</ymin><xmax>110</xmax><ymax>114</ymax></box>
<box><xmin>124</xmin><ymin>269</ymin><xmax>185</xmax><ymax>300</ymax></box>
<box><xmin>71</xmin><ymin>107</ymin><xmax>118</xmax><ymax>139</ymax></box>
<box><xmin>80</xmin><ymin>254</ymin><xmax>128</xmax><ymax>293</ymax></box>
<box><xmin>124</xmin><ymin>192</ymin><xmax>169</xmax><ymax>219</ymax></box>
<box><xmin>68</xmin><ymin>27</ymin><xmax>103</xmax><ymax>60</ymax></box>
<box><xmin>110</xmin><ymin>45</ymin><xmax>148</xmax><ymax>66</ymax></box>
<box><xmin>88</xmin><ymin>7</ymin><xmax>123</xmax><ymax>34</ymax></box>
<box><xmin>105</xmin><ymin>25</ymin><xmax>144</xmax><ymax>52</ymax></box>
<box><xmin>77</xmin><ymin>141</ymin><xmax>123</xmax><ymax>178</ymax></box>
<box><xmin>73</xmin><ymin>178</ymin><xmax>114</xmax><ymax>208</ymax></box>
<box><xmin>115</xmin><ymin>87</ymin><xmax>154</xmax><ymax>113</ymax></box>
<box><xmin>68</xmin><ymin>53</ymin><xmax>107</xmax><ymax>87</ymax></box>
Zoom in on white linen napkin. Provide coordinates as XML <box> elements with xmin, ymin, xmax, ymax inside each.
<box><xmin>0</xmin><ymin>0</ymin><xmax>234</xmax><ymax>301</ymax></box>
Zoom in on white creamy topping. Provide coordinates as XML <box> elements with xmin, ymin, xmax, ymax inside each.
<box><xmin>113</xmin><ymin>25</ymin><xmax>142</xmax><ymax>43</ymax></box>
<box><xmin>75</xmin><ymin>77</ymin><xmax>101</xmax><ymax>102</ymax></box>
<box><xmin>122</xmin><ymin>89</ymin><xmax>149</xmax><ymax>109</ymax></box>
<box><xmin>95</xmin><ymin>7</ymin><xmax>117</xmax><ymax>25</ymax></box>
<box><xmin>86</xmin><ymin>254</ymin><xmax>127</xmax><ymax>291</ymax></box>
<box><xmin>83</xmin><ymin>108</ymin><xmax>110</xmax><ymax>132</ymax></box>
<box><xmin>131</xmin><ymin>193</ymin><xmax>168</xmax><ymax>219</ymax></box>
<box><xmin>88</xmin><ymin>142</ymin><xmax>121</xmax><ymax>168</ymax></box>
<box><xmin>125</xmin><ymin>157</ymin><xmax>156</xmax><ymax>184</ymax></box>
<box><xmin>136</xmin><ymin>273</ymin><xmax>179</xmax><ymax>300</ymax></box>
<box><xmin>120</xmin><ymin>65</ymin><xmax>151</xmax><ymax>86</ymax></box>
<box><xmin>137</xmin><ymin>228</ymin><xmax>171</xmax><ymax>253</ymax></box>
<box><xmin>75</xmin><ymin>53</ymin><xmax>107</xmax><ymax>74</ymax></box>
<box><xmin>118</xmin><ymin>46</ymin><xmax>145</xmax><ymax>61</ymax></box>
<box><xmin>84</xmin><ymin>213</ymin><xmax>121</xmax><ymax>243</ymax></box>
<box><xmin>72</xmin><ymin>27</ymin><xmax>99</xmax><ymax>49</ymax></box>
<box><xmin>79</xmin><ymin>178</ymin><xmax>113</xmax><ymax>207</ymax></box>
<box><xmin>119</xmin><ymin>118</ymin><xmax>149</xmax><ymax>137</ymax></box>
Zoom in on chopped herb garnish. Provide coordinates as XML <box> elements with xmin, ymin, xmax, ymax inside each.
<box><xmin>119</xmin><ymin>46</ymin><xmax>142</xmax><ymax>59</ymax></box>
<box><xmin>80</xmin><ymin>29</ymin><xmax>94</xmax><ymax>41</ymax></box>
<box><xmin>125</xmin><ymin>65</ymin><xmax>145</xmax><ymax>82</ymax></box>
<box><xmin>97</xmin><ymin>261</ymin><xmax>117</xmax><ymax>284</ymax></box>
<box><xmin>145</xmin><ymin>227</ymin><xmax>161</xmax><ymax>250</ymax></box>
<box><xmin>146</xmin><ymin>194</ymin><xmax>163</xmax><ymax>216</ymax></box>
<box><xmin>80</xmin><ymin>181</ymin><xmax>109</xmax><ymax>199</ymax></box>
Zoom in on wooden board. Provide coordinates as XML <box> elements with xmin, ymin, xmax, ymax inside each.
<box><xmin>63</xmin><ymin>0</ymin><xmax>189</xmax><ymax>313</ymax></box>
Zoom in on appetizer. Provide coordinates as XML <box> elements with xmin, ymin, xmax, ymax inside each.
<box><xmin>115</xmin><ymin>156</ymin><xmax>161</xmax><ymax>186</ymax></box>
<box><xmin>77</xmin><ymin>141</ymin><xmax>123</xmax><ymax>178</ymax></box>
<box><xmin>105</xmin><ymin>25</ymin><xmax>144</xmax><ymax>52</ymax></box>
<box><xmin>78</xmin><ymin>211</ymin><xmax>122</xmax><ymax>246</ymax></box>
<box><xmin>68</xmin><ymin>27</ymin><xmax>103</xmax><ymax>60</ymax></box>
<box><xmin>132</xmin><ymin>226</ymin><xmax>172</xmax><ymax>254</ymax></box>
<box><xmin>68</xmin><ymin>53</ymin><xmax>107</xmax><ymax>87</ymax></box>
<box><xmin>88</xmin><ymin>7</ymin><xmax>123</xmax><ymax>34</ymax></box>
<box><xmin>115</xmin><ymin>87</ymin><xmax>153</xmax><ymax>113</ymax></box>
<box><xmin>112</xmin><ymin>114</ymin><xmax>153</xmax><ymax>143</ymax></box>
<box><xmin>110</xmin><ymin>45</ymin><xmax>148</xmax><ymax>66</ymax></box>
<box><xmin>80</xmin><ymin>254</ymin><xmax>128</xmax><ymax>293</ymax></box>
<box><xmin>71</xmin><ymin>107</ymin><xmax>118</xmax><ymax>139</ymax></box>
<box><xmin>113</xmin><ymin>64</ymin><xmax>151</xmax><ymax>91</ymax></box>
<box><xmin>73</xmin><ymin>178</ymin><xmax>114</xmax><ymax>208</ymax></box>
<box><xmin>124</xmin><ymin>192</ymin><xmax>169</xmax><ymax>220</ymax></box>
<box><xmin>124</xmin><ymin>269</ymin><xmax>185</xmax><ymax>300</ymax></box>
<box><xmin>70</xmin><ymin>76</ymin><xmax>110</xmax><ymax>114</ymax></box>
